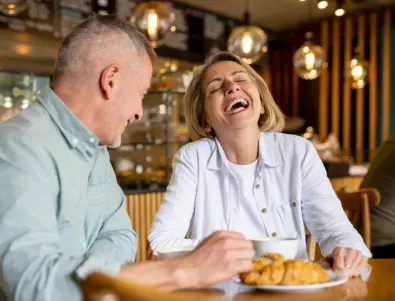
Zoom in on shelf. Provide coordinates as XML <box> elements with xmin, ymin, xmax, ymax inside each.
<box><xmin>123</xmin><ymin>187</ymin><xmax>167</xmax><ymax>195</ymax></box>
<box><xmin>147</xmin><ymin>88</ymin><xmax>186</xmax><ymax>95</ymax></box>
<box><xmin>109</xmin><ymin>140</ymin><xmax>188</xmax><ymax>151</ymax></box>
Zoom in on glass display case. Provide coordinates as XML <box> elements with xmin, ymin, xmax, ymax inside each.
<box><xmin>0</xmin><ymin>71</ymin><xmax>50</xmax><ymax>123</ymax></box>
<box><xmin>110</xmin><ymin>88</ymin><xmax>189</xmax><ymax>191</ymax></box>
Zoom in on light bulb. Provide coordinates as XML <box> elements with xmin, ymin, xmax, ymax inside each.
<box><xmin>3</xmin><ymin>101</ymin><xmax>12</xmax><ymax>108</ymax></box>
<box><xmin>335</xmin><ymin>8</ymin><xmax>345</xmax><ymax>16</ymax></box>
<box><xmin>317</xmin><ymin>0</ymin><xmax>328</xmax><ymax>9</ymax></box>
<box><xmin>147</xmin><ymin>9</ymin><xmax>159</xmax><ymax>39</ymax></box>
<box><xmin>293</xmin><ymin>32</ymin><xmax>326</xmax><ymax>80</ymax></box>
<box><xmin>241</xmin><ymin>33</ymin><xmax>253</xmax><ymax>54</ymax></box>
<box><xmin>130</xmin><ymin>1</ymin><xmax>175</xmax><ymax>48</ymax></box>
<box><xmin>305</xmin><ymin>52</ymin><xmax>316</xmax><ymax>71</ymax></box>
<box><xmin>351</xmin><ymin>65</ymin><xmax>363</xmax><ymax>80</ymax></box>
<box><xmin>0</xmin><ymin>0</ymin><xmax>29</xmax><ymax>16</ymax></box>
<box><xmin>347</xmin><ymin>55</ymin><xmax>369</xmax><ymax>89</ymax></box>
<box><xmin>227</xmin><ymin>25</ymin><xmax>268</xmax><ymax>64</ymax></box>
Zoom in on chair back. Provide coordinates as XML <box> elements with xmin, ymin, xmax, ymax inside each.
<box><xmin>336</xmin><ymin>188</ymin><xmax>380</xmax><ymax>249</ymax></box>
<box><xmin>330</xmin><ymin>176</ymin><xmax>364</xmax><ymax>193</ymax></box>
<box><xmin>305</xmin><ymin>226</ymin><xmax>317</xmax><ymax>261</ymax></box>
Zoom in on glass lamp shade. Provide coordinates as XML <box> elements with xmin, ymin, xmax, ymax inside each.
<box><xmin>346</xmin><ymin>56</ymin><xmax>369</xmax><ymax>89</ymax></box>
<box><xmin>0</xmin><ymin>0</ymin><xmax>29</xmax><ymax>16</ymax></box>
<box><xmin>227</xmin><ymin>25</ymin><xmax>268</xmax><ymax>64</ymax></box>
<box><xmin>293</xmin><ymin>40</ymin><xmax>326</xmax><ymax>80</ymax></box>
<box><xmin>130</xmin><ymin>1</ymin><xmax>175</xmax><ymax>48</ymax></box>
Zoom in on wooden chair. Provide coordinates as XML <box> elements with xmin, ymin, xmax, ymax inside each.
<box><xmin>81</xmin><ymin>273</ymin><xmax>219</xmax><ymax>301</ymax></box>
<box><xmin>330</xmin><ymin>176</ymin><xmax>364</xmax><ymax>193</ymax></box>
<box><xmin>305</xmin><ymin>226</ymin><xmax>317</xmax><ymax>261</ymax></box>
<box><xmin>146</xmin><ymin>240</ymin><xmax>156</xmax><ymax>261</ymax></box>
<box><xmin>336</xmin><ymin>188</ymin><xmax>381</xmax><ymax>249</ymax></box>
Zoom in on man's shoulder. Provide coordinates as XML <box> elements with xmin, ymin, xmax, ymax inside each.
<box><xmin>0</xmin><ymin>103</ymin><xmax>53</xmax><ymax>147</ymax></box>
<box><xmin>0</xmin><ymin>104</ymin><xmax>56</xmax><ymax>164</ymax></box>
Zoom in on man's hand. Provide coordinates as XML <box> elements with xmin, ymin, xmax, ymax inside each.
<box><xmin>330</xmin><ymin>247</ymin><xmax>369</xmax><ymax>277</ymax></box>
<box><xmin>117</xmin><ymin>231</ymin><xmax>254</xmax><ymax>291</ymax></box>
<box><xmin>175</xmin><ymin>231</ymin><xmax>255</xmax><ymax>288</ymax></box>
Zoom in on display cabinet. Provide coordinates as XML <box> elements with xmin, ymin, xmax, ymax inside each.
<box><xmin>110</xmin><ymin>88</ymin><xmax>189</xmax><ymax>191</ymax></box>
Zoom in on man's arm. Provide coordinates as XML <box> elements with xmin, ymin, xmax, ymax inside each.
<box><xmin>75</xmin><ymin>155</ymin><xmax>138</xmax><ymax>279</ymax></box>
<box><xmin>0</xmin><ymin>139</ymin><xmax>132</xmax><ymax>301</ymax></box>
<box><xmin>119</xmin><ymin>231</ymin><xmax>255</xmax><ymax>291</ymax></box>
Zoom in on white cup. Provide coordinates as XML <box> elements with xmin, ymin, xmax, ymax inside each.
<box><xmin>251</xmin><ymin>237</ymin><xmax>299</xmax><ymax>259</ymax></box>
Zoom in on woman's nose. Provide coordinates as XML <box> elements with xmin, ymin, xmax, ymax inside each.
<box><xmin>225</xmin><ymin>81</ymin><xmax>241</xmax><ymax>95</ymax></box>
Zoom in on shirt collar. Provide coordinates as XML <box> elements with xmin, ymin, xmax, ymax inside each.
<box><xmin>207</xmin><ymin>132</ymin><xmax>284</xmax><ymax>170</ymax></box>
<box><xmin>36</xmin><ymin>86</ymin><xmax>99</xmax><ymax>150</ymax></box>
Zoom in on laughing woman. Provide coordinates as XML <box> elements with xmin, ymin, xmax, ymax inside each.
<box><xmin>149</xmin><ymin>51</ymin><xmax>370</xmax><ymax>277</ymax></box>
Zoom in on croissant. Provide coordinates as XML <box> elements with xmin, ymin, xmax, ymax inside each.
<box><xmin>240</xmin><ymin>254</ymin><xmax>330</xmax><ymax>286</ymax></box>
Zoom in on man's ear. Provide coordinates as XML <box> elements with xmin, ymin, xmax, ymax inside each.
<box><xmin>100</xmin><ymin>64</ymin><xmax>120</xmax><ymax>100</ymax></box>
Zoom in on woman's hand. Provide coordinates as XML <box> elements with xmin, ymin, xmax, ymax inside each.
<box><xmin>330</xmin><ymin>247</ymin><xmax>369</xmax><ymax>277</ymax></box>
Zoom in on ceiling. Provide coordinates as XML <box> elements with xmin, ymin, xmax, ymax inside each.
<box><xmin>174</xmin><ymin>0</ymin><xmax>395</xmax><ymax>31</ymax></box>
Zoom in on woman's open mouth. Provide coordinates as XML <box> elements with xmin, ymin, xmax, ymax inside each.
<box><xmin>224</xmin><ymin>98</ymin><xmax>250</xmax><ymax>115</ymax></box>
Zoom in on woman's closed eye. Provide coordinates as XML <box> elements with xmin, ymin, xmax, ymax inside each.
<box><xmin>234</xmin><ymin>74</ymin><xmax>248</xmax><ymax>83</ymax></box>
<box><xmin>209</xmin><ymin>86</ymin><xmax>221</xmax><ymax>94</ymax></box>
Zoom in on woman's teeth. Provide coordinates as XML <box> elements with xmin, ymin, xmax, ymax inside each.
<box><xmin>225</xmin><ymin>98</ymin><xmax>249</xmax><ymax>114</ymax></box>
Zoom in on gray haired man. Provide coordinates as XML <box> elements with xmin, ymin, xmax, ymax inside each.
<box><xmin>0</xmin><ymin>15</ymin><xmax>253</xmax><ymax>301</ymax></box>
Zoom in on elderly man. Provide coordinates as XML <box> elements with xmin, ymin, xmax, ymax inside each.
<box><xmin>0</xmin><ymin>15</ymin><xmax>254</xmax><ymax>301</ymax></box>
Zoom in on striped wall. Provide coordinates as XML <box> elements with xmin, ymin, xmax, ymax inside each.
<box><xmin>269</xmin><ymin>9</ymin><xmax>395</xmax><ymax>163</ymax></box>
<box><xmin>317</xmin><ymin>10</ymin><xmax>390</xmax><ymax>162</ymax></box>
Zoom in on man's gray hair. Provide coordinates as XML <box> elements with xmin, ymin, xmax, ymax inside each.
<box><xmin>53</xmin><ymin>14</ymin><xmax>156</xmax><ymax>79</ymax></box>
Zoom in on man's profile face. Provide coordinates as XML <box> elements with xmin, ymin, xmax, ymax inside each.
<box><xmin>105</xmin><ymin>53</ymin><xmax>153</xmax><ymax>148</ymax></box>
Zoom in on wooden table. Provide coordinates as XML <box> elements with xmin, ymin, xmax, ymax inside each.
<box><xmin>188</xmin><ymin>259</ymin><xmax>395</xmax><ymax>301</ymax></box>
<box><xmin>83</xmin><ymin>259</ymin><xmax>395</xmax><ymax>301</ymax></box>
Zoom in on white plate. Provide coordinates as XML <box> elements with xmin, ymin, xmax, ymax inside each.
<box><xmin>234</xmin><ymin>270</ymin><xmax>348</xmax><ymax>294</ymax></box>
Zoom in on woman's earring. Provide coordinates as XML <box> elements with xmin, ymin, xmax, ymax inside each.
<box><xmin>260</xmin><ymin>107</ymin><xmax>265</xmax><ymax>114</ymax></box>
<box><xmin>205</xmin><ymin>125</ymin><xmax>212</xmax><ymax>133</ymax></box>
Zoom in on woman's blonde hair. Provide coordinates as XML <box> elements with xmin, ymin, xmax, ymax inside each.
<box><xmin>184</xmin><ymin>51</ymin><xmax>285</xmax><ymax>141</ymax></box>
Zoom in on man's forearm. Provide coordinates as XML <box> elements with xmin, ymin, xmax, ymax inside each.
<box><xmin>118</xmin><ymin>258</ymin><xmax>197</xmax><ymax>291</ymax></box>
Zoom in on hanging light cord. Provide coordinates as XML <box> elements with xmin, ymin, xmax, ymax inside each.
<box><xmin>243</xmin><ymin>0</ymin><xmax>251</xmax><ymax>25</ymax></box>
<box><xmin>307</xmin><ymin>0</ymin><xmax>312</xmax><ymax>23</ymax></box>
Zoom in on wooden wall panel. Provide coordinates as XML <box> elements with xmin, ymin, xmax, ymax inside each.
<box><xmin>283</xmin><ymin>48</ymin><xmax>291</xmax><ymax>115</ymax></box>
<box><xmin>292</xmin><ymin>61</ymin><xmax>299</xmax><ymax>116</ymax></box>
<box><xmin>356</xmin><ymin>15</ymin><xmax>365</xmax><ymax>162</ymax></box>
<box><xmin>319</xmin><ymin>21</ymin><xmax>329</xmax><ymax>140</ymax></box>
<box><xmin>383</xmin><ymin>10</ymin><xmax>391</xmax><ymax>141</ymax></box>
<box><xmin>331</xmin><ymin>19</ymin><xmax>341</xmax><ymax>138</ymax></box>
<box><xmin>342</xmin><ymin>18</ymin><xmax>352</xmax><ymax>156</ymax></box>
<box><xmin>369</xmin><ymin>13</ymin><xmax>378</xmax><ymax>160</ymax></box>
<box><xmin>127</xmin><ymin>193</ymin><xmax>164</xmax><ymax>262</ymax></box>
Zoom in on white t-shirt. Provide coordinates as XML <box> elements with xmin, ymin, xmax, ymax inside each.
<box><xmin>227</xmin><ymin>159</ymin><xmax>266</xmax><ymax>239</ymax></box>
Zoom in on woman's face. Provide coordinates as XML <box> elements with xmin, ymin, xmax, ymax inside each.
<box><xmin>202</xmin><ymin>61</ymin><xmax>262</xmax><ymax>136</ymax></box>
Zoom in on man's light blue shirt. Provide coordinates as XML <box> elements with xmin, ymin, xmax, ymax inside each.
<box><xmin>0</xmin><ymin>87</ymin><xmax>137</xmax><ymax>300</ymax></box>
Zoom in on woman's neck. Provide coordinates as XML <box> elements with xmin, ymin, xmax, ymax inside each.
<box><xmin>216</xmin><ymin>127</ymin><xmax>261</xmax><ymax>165</ymax></box>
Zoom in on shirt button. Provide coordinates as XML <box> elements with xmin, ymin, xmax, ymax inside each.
<box><xmin>255</xmin><ymin>184</ymin><xmax>260</xmax><ymax>190</ymax></box>
<box><xmin>72</xmin><ymin>137</ymin><xmax>79</xmax><ymax>145</ymax></box>
<box><xmin>272</xmin><ymin>232</ymin><xmax>278</xmax><ymax>237</ymax></box>
<box><xmin>261</xmin><ymin>208</ymin><xmax>268</xmax><ymax>213</ymax></box>
<box><xmin>292</xmin><ymin>202</ymin><xmax>297</xmax><ymax>207</ymax></box>
<box><xmin>88</xmin><ymin>137</ymin><xmax>95</xmax><ymax>144</ymax></box>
